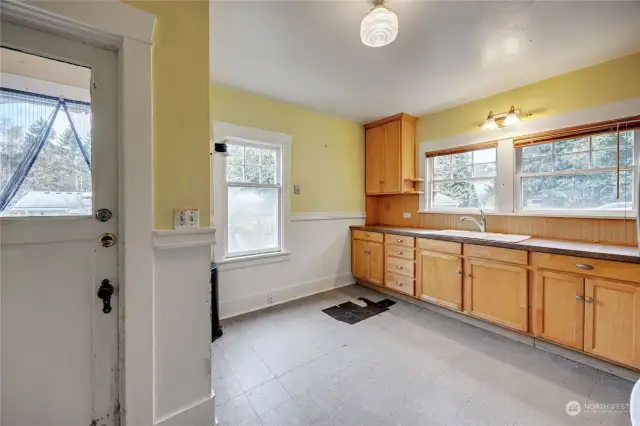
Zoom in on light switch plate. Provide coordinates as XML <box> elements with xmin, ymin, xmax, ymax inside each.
<box><xmin>403</xmin><ymin>212</ymin><xmax>411</xmax><ymax>219</ymax></box>
<box><xmin>294</xmin><ymin>184</ymin><xmax>301</xmax><ymax>195</ymax></box>
<box><xmin>174</xmin><ymin>208</ymin><xmax>199</xmax><ymax>229</ymax></box>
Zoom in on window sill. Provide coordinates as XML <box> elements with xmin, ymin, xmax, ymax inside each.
<box><xmin>216</xmin><ymin>250</ymin><xmax>291</xmax><ymax>271</ymax></box>
<box><xmin>417</xmin><ymin>210</ymin><xmax>637</xmax><ymax>220</ymax></box>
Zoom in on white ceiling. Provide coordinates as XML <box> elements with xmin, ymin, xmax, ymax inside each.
<box><xmin>210</xmin><ymin>1</ymin><xmax>640</xmax><ymax>123</ymax></box>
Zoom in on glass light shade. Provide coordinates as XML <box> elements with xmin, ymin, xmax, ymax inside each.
<box><xmin>481</xmin><ymin>117</ymin><xmax>499</xmax><ymax>131</ymax></box>
<box><xmin>503</xmin><ymin>110</ymin><xmax>521</xmax><ymax>127</ymax></box>
<box><xmin>361</xmin><ymin>6</ymin><xmax>398</xmax><ymax>47</ymax></box>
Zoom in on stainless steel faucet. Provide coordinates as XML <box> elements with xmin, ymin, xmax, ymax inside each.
<box><xmin>460</xmin><ymin>209</ymin><xmax>486</xmax><ymax>232</ymax></box>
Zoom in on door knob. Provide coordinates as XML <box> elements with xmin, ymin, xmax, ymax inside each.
<box><xmin>97</xmin><ymin>279</ymin><xmax>114</xmax><ymax>314</ymax></box>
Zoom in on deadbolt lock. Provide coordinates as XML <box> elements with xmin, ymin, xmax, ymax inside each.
<box><xmin>99</xmin><ymin>233</ymin><xmax>117</xmax><ymax>248</ymax></box>
<box><xmin>95</xmin><ymin>208</ymin><xmax>113</xmax><ymax>222</ymax></box>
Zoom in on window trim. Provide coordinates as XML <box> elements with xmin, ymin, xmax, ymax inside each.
<box><xmin>211</xmin><ymin>121</ymin><xmax>292</xmax><ymax>265</ymax></box>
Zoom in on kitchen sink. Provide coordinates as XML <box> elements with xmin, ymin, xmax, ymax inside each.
<box><xmin>432</xmin><ymin>229</ymin><xmax>531</xmax><ymax>243</ymax></box>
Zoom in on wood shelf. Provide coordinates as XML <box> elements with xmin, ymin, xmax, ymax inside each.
<box><xmin>403</xmin><ymin>191</ymin><xmax>424</xmax><ymax>195</ymax></box>
<box><xmin>404</xmin><ymin>177</ymin><xmax>424</xmax><ymax>182</ymax></box>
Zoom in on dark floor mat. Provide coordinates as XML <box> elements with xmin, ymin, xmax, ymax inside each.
<box><xmin>322</xmin><ymin>298</ymin><xmax>396</xmax><ymax>325</ymax></box>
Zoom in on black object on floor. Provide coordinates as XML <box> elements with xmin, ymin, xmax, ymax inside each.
<box><xmin>322</xmin><ymin>298</ymin><xmax>396</xmax><ymax>325</ymax></box>
<box><xmin>211</xmin><ymin>262</ymin><xmax>224</xmax><ymax>341</ymax></box>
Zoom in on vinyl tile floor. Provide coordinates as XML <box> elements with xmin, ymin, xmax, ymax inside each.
<box><xmin>212</xmin><ymin>284</ymin><xmax>634</xmax><ymax>426</ymax></box>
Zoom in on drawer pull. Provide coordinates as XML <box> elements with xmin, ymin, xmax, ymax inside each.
<box><xmin>585</xmin><ymin>297</ymin><xmax>594</xmax><ymax>303</ymax></box>
<box><xmin>364</xmin><ymin>251</ymin><xmax>370</xmax><ymax>254</ymax></box>
<box><xmin>396</xmin><ymin>251</ymin><xmax>403</xmax><ymax>255</ymax></box>
<box><xmin>396</xmin><ymin>266</ymin><xmax>403</xmax><ymax>270</ymax></box>
<box><xmin>396</xmin><ymin>239</ymin><xmax>403</xmax><ymax>243</ymax></box>
<box><xmin>576</xmin><ymin>263</ymin><xmax>594</xmax><ymax>270</ymax></box>
<box><xmin>575</xmin><ymin>295</ymin><xmax>583</xmax><ymax>301</ymax></box>
<box><xmin>396</xmin><ymin>282</ymin><xmax>403</xmax><ymax>287</ymax></box>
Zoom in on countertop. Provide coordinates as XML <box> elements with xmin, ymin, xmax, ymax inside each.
<box><xmin>350</xmin><ymin>225</ymin><xmax>640</xmax><ymax>264</ymax></box>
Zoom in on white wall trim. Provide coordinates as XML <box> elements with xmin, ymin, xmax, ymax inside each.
<box><xmin>220</xmin><ymin>272</ymin><xmax>355</xmax><ymax>320</ymax></box>
<box><xmin>153</xmin><ymin>229</ymin><xmax>216</xmax><ymax>250</ymax></box>
<box><xmin>419</xmin><ymin>97</ymin><xmax>640</xmax><ymax>214</ymax></box>
<box><xmin>1</xmin><ymin>2</ymin><xmax>157</xmax><ymax>426</ymax></box>
<box><xmin>153</xmin><ymin>397</ymin><xmax>215</xmax><ymax>426</ymax></box>
<box><xmin>216</xmin><ymin>251</ymin><xmax>291</xmax><ymax>271</ymax></box>
<box><xmin>291</xmin><ymin>212</ymin><xmax>366</xmax><ymax>222</ymax></box>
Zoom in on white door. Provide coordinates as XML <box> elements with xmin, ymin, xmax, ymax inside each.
<box><xmin>0</xmin><ymin>21</ymin><xmax>119</xmax><ymax>426</ymax></box>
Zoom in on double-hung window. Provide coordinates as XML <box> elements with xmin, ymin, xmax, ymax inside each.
<box><xmin>426</xmin><ymin>144</ymin><xmax>497</xmax><ymax>211</ymax></box>
<box><xmin>224</xmin><ymin>139</ymin><xmax>283</xmax><ymax>257</ymax></box>
<box><xmin>515</xmin><ymin>128</ymin><xmax>637</xmax><ymax>213</ymax></box>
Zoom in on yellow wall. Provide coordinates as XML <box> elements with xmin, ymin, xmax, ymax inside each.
<box><xmin>210</xmin><ymin>84</ymin><xmax>364</xmax><ymax>214</ymax></box>
<box><xmin>417</xmin><ymin>53</ymin><xmax>640</xmax><ymax>143</ymax></box>
<box><xmin>127</xmin><ymin>1</ymin><xmax>211</xmax><ymax>229</ymax></box>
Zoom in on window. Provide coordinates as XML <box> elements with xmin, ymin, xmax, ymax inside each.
<box><xmin>427</xmin><ymin>145</ymin><xmax>497</xmax><ymax>210</ymax></box>
<box><xmin>225</xmin><ymin>140</ymin><xmax>282</xmax><ymax>257</ymax></box>
<box><xmin>516</xmin><ymin>130</ymin><xmax>636</xmax><ymax>213</ymax></box>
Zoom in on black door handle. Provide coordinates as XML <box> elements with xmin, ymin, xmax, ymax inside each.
<box><xmin>97</xmin><ymin>279</ymin><xmax>114</xmax><ymax>314</ymax></box>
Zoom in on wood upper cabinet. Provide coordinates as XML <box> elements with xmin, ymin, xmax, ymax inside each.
<box><xmin>465</xmin><ymin>258</ymin><xmax>528</xmax><ymax>332</ymax></box>
<box><xmin>417</xmin><ymin>250</ymin><xmax>463</xmax><ymax>311</ymax></box>
<box><xmin>584</xmin><ymin>278</ymin><xmax>640</xmax><ymax>368</ymax></box>
<box><xmin>533</xmin><ymin>270</ymin><xmax>585</xmax><ymax>351</ymax></box>
<box><xmin>351</xmin><ymin>234</ymin><xmax>384</xmax><ymax>285</ymax></box>
<box><xmin>363</xmin><ymin>113</ymin><xmax>417</xmax><ymax>195</ymax></box>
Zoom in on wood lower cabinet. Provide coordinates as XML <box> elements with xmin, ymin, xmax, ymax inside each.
<box><xmin>584</xmin><ymin>278</ymin><xmax>640</xmax><ymax>368</ymax></box>
<box><xmin>465</xmin><ymin>258</ymin><xmax>528</xmax><ymax>332</ymax></box>
<box><xmin>352</xmin><ymin>238</ymin><xmax>383</xmax><ymax>285</ymax></box>
<box><xmin>533</xmin><ymin>270</ymin><xmax>585</xmax><ymax>350</ymax></box>
<box><xmin>417</xmin><ymin>250</ymin><xmax>463</xmax><ymax>311</ymax></box>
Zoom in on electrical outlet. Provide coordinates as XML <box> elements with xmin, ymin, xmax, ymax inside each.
<box><xmin>267</xmin><ymin>293</ymin><xmax>274</xmax><ymax>304</ymax></box>
<box><xmin>403</xmin><ymin>212</ymin><xmax>411</xmax><ymax>219</ymax></box>
<box><xmin>293</xmin><ymin>184</ymin><xmax>301</xmax><ymax>195</ymax></box>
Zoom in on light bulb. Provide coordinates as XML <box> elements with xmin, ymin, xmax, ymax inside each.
<box><xmin>361</xmin><ymin>5</ymin><xmax>398</xmax><ymax>48</ymax></box>
<box><xmin>481</xmin><ymin>112</ymin><xmax>499</xmax><ymax>131</ymax></box>
<box><xmin>503</xmin><ymin>106</ymin><xmax>520</xmax><ymax>127</ymax></box>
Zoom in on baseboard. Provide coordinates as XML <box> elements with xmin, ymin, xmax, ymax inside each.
<box><xmin>153</xmin><ymin>396</ymin><xmax>215</xmax><ymax>426</ymax></box>
<box><xmin>220</xmin><ymin>272</ymin><xmax>355</xmax><ymax>319</ymax></box>
<box><xmin>356</xmin><ymin>281</ymin><xmax>640</xmax><ymax>382</ymax></box>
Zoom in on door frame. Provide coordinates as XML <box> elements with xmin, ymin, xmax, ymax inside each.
<box><xmin>0</xmin><ymin>1</ymin><xmax>155</xmax><ymax>425</ymax></box>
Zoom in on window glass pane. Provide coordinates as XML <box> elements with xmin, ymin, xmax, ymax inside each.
<box><xmin>473</xmin><ymin>148</ymin><xmax>496</xmax><ymax>164</ymax></box>
<box><xmin>452</xmin><ymin>152</ymin><xmax>472</xmax><ymax>166</ymax></box>
<box><xmin>261</xmin><ymin>148</ymin><xmax>276</xmax><ymax>168</ymax></box>
<box><xmin>591</xmin><ymin>130</ymin><xmax>633</xmax><ymax>150</ymax></box>
<box><xmin>433</xmin><ymin>167</ymin><xmax>451</xmax><ymax>180</ymax></box>
<box><xmin>521</xmin><ymin>170</ymin><xmax>632</xmax><ymax>210</ymax></box>
<box><xmin>433</xmin><ymin>180</ymin><xmax>494</xmax><ymax>209</ymax></box>
<box><xmin>473</xmin><ymin>163</ymin><xmax>496</xmax><ymax>177</ymax></box>
<box><xmin>522</xmin><ymin>157</ymin><xmax>553</xmax><ymax>173</ymax></box>
<box><xmin>452</xmin><ymin>165</ymin><xmax>472</xmax><ymax>179</ymax></box>
<box><xmin>260</xmin><ymin>168</ymin><xmax>275</xmax><ymax>184</ymax></box>
<box><xmin>554</xmin><ymin>152</ymin><xmax>590</xmax><ymax>171</ymax></box>
<box><xmin>227</xmin><ymin>166</ymin><xmax>243</xmax><ymax>182</ymax></box>
<box><xmin>245</xmin><ymin>146</ymin><xmax>260</xmax><ymax>166</ymax></box>
<box><xmin>554</xmin><ymin>137</ymin><xmax>589</xmax><ymax>154</ymax></box>
<box><xmin>434</xmin><ymin>156</ymin><xmax>451</xmax><ymax>169</ymax></box>
<box><xmin>227</xmin><ymin>144</ymin><xmax>244</xmax><ymax>165</ymax></box>
<box><xmin>244</xmin><ymin>166</ymin><xmax>260</xmax><ymax>183</ymax></box>
<box><xmin>522</xmin><ymin>143</ymin><xmax>552</xmax><ymax>158</ymax></box>
<box><xmin>228</xmin><ymin>186</ymin><xmax>279</xmax><ymax>254</ymax></box>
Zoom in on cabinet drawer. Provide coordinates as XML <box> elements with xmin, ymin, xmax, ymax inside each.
<box><xmin>353</xmin><ymin>230</ymin><xmax>384</xmax><ymax>243</ymax></box>
<box><xmin>417</xmin><ymin>238</ymin><xmax>462</xmax><ymax>255</ymax></box>
<box><xmin>385</xmin><ymin>272</ymin><xmax>415</xmax><ymax>296</ymax></box>
<box><xmin>532</xmin><ymin>252</ymin><xmax>640</xmax><ymax>283</ymax></box>
<box><xmin>464</xmin><ymin>244</ymin><xmax>528</xmax><ymax>265</ymax></box>
<box><xmin>385</xmin><ymin>234</ymin><xmax>415</xmax><ymax>248</ymax></box>
<box><xmin>386</xmin><ymin>244</ymin><xmax>415</xmax><ymax>261</ymax></box>
<box><xmin>386</xmin><ymin>256</ymin><xmax>414</xmax><ymax>278</ymax></box>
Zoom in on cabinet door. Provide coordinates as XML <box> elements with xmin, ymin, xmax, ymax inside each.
<box><xmin>584</xmin><ymin>278</ymin><xmax>640</xmax><ymax>368</ymax></box>
<box><xmin>533</xmin><ymin>271</ymin><xmax>584</xmax><ymax>350</ymax></box>
<box><xmin>352</xmin><ymin>239</ymin><xmax>369</xmax><ymax>280</ymax></box>
<box><xmin>465</xmin><ymin>259</ymin><xmax>528</xmax><ymax>332</ymax></box>
<box><xmin>368</xmin><ymin>242</ymin><xmax>384</xmax><ymax>285</ymax></box>
<box><xmin>417</xmin><ymin>250</ymin><xmax>463</xmax><ymax>311</ymax></box>
<box><xmin>365</xmin><ymin>126</ymin><xmax>383</xmax><ymax>194</ymax></box>
<box><xmin>381</xmin><ymin>120</ymin><xmax>401</xmax><ymax>193</ymax></box>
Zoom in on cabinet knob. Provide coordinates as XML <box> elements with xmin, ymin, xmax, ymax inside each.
<box><xmin>585</xmin><ymin>297</ymin><xmax>594</xmax><ymax>303</ymax></box>
<box><xmin>575</xmin><ymin>263</ymin><xmax>594</xmax><ymax>270</ymax></box>
<box><xmin>396</xmin><ymin>239</ymin><xmax>403</xmax><ymax>242</ymax></box>
<box><xmin>396</xmin><ymin>266</ymin><xmax>403</xmax><ymax>270</ymax></box>
<box><xmin>465</xmin><ymin>273</ymin><xmax>471</xmax><ymax>278</ymax></box>
<box><xmin>575</xmin><ymin>295</ymin><xmax>583</xmax><ymax>301</ymax></box>
<box><xmin>396</xmin><ymin>251</ymin><xmax>403</xmax><ymax>255</ymax></box>
<box><xmin>456</xmin><ymin>270</ymin><xmax>462</xmax><ymax>275</ymax></box>
<box><xmin>379</xmin><ymin>180</ymin><xmax>384</xmax><ymax>184</ymax></box>
<box><xmin>396</xmin><ymin>282</ymin><xmax>403</xmax><ymax>287</ymax></box>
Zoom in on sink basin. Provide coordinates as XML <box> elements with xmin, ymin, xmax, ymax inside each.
<box><xmin>432</xmin><ymin>229</ymin><xmax>531</xmax><ymax>243</ymax></box>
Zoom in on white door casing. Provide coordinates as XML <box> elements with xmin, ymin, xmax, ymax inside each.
<box><xmin>0</xmin><ymin>21</ymin><xmax>119</xmax><ymax>426</ymax></box>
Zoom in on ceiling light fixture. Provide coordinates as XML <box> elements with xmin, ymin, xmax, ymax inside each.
<box><xmin>361</xmin><ymin>0</ymin><xmax>398</xmax><ymax>48</ymax></box>
<box><xmin>480</xmin><ymin>106</ymin><xmax>530</xmax><ymax>130</ymax></box>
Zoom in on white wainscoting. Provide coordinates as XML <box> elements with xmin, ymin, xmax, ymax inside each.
<box><xmin>152</xmin><ymin>229</ymin><xmax>216</xmax><ymax>425</ymax></box>
<box><xmin>218</xmin><ymin>213</ymin><xmax>365</xmax><ymax>319</ymax></box>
